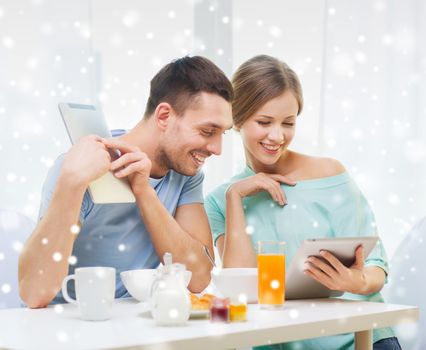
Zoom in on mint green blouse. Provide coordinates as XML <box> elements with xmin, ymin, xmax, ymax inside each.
<box><xmin>205</xmin><ymin>166</ymin><xmax>394</xmax><ymax>349</ymax></box>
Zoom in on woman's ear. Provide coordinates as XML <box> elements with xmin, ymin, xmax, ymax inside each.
<box><xmin>154</xmin><ymin>102</ymin><xmax>173</xmax><ymax>130</ymax></box>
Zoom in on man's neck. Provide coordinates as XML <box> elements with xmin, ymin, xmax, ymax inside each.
<box><xmin>117</xmin><ymin>119</ymin><xmax>168</xmax><ymax>178</ymax></box>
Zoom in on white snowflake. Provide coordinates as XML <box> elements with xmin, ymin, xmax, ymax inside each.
<box><xmin>269</xmin><ymin>26</ymin><xmax>281</xmax><ymax>38</ymax></box>
<box><xmin>68</xmin><ymin>256</ymin><xmax>77</xmax><ymax>265</ymax></box>
<box><xmin>289</xmin><ymin>309</ymin><xmax>299</xmax><ymax>319</ymax></box>
<box><xmin>52</xmin><ymin>252</ymin><xmax>62</xmax><ymax>262</ymax></box>
<box><xmin>2</xmin><ymin>36</ymin><xmax>14</xmax><ymax>48</ymax></box>
<box><xmin>122</xmin><ymin>11</ymin><xmax>139</xmax><ymax>27</ymax></box>
<box><xmin>1</xmin><ymin>284</ymin><xmax>11</xmax><ymax>294</ymax></box>
<box><xmin>245</xmin><ymin>225</ymin><xmax>255</xmax><ymax>235</ymax></box>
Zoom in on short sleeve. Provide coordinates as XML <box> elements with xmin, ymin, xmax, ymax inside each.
<box><xmin>329</xmin><ymin>179</ymin><xmax>389</xmax><ymax>277</ymax></box>
<box><xmin>177</xmin><ymin>171</ymin><xmax>204</xmax><ymax>206</ymax></box>
<box><xmin>204</xmin><ymin>192</ymin><xmax>226</xmax><ymax>246</ymax></box>
<box><xmin>38</xmin><ymin>154</ymin><xmax>93</xmax><ymax>224</ymax></box>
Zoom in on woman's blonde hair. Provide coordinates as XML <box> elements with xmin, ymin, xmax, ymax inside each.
<box><xmin>232</xmin><ymin>55</ymin><xmax>303</xmax><ymax>128</ymax></box>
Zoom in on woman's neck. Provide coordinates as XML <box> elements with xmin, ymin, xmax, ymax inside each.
<box><xmin>246</xmin><ymin>149</ymin><xmax>293</xmax><ymax>175</ymax></box>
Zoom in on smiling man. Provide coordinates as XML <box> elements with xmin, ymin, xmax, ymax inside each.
<box><xmin>19</xmin><ymin>56</ymin><xmax>233</xmax><ymax>308</ymax></box>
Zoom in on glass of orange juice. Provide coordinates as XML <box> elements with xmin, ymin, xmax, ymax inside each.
<box><xmin>257</xmin><ymin>241</ymin><xmax>286</xmax><ymax>309</ymax></box>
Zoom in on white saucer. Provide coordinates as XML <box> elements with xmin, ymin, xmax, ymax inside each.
<box><xmin>189</xmin><ymin>309</ymin><xmax>210</xmax><ymax>319</ymax></box>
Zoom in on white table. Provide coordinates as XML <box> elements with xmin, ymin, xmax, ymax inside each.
<box><xmin>0</xmin><ymin>298</ymin><xmax>418</xmax><ymax>350</ymax></box>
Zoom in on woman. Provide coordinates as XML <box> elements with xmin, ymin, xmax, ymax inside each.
<box><xmin>205</xmin><ymin>55</ymin><xmax>400</xmax><ymax>350</ymax></box>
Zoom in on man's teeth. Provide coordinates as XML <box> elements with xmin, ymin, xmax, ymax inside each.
<box><xmin>191</xmin><ymin>152</ymin><xmax>206</xmax><ymax>163</ymax></box>
<box><xmin>261</xmin><ymin>143</ymin><xmax>281</xmax><ymax>151</ymax></box>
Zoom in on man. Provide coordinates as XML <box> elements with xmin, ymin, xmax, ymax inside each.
<box><xmin>19</xmin><ymin>56</ymin><xmax>233</xmax><ymax>308</ymax></box>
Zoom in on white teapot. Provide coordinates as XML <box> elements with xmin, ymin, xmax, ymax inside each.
<box><xmin>150</xmin><ymin>259</ymin><xmax>190</xmax><ymax>326</ymax></box>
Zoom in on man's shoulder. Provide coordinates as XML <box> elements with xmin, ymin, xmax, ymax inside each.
<box><xmin>206</xmin><ymin>169</ymin><xmax>249</xmax><ymax>204</ymax></box>
<box><xmin>42</xmin><ymin>153</ymin><xmax>66</xmax><ymax>188</ymax></box>
<box><xmin>168</xmin><ymin>169</ymin><xmax>204</xmax><ymax>184</ymax></box>
<box><xmin>207</xmin><ymin>182</ymin><xmax>229</xmax><ymax>199</ymax></box>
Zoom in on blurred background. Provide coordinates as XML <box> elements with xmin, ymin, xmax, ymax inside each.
<box><xmin>0</xmin><ymin>0</ymin><xmax>425</xmax><ymax>345</ymax></box>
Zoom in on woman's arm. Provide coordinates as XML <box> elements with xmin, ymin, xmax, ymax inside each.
<box><xmin>219</xmin><ymin>189</ymin><xmax>257</xmax><ymax>267</ymax></box>
<box><xmin>219</xmin><ymin>173</ymin><xmax>296</xmax><ymax>267</ymax></box>
<box><xmin>303</xmin><ymin>157</ymin><xmax>387</xmax><ymax>295</ymax></box>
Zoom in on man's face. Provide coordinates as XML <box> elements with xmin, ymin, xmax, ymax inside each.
<box><xmin>157</xmin><ymin>92</ymin><xmax>233</xmax><ymax>176</ymax></box>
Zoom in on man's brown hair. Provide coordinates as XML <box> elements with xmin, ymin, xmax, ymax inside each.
<box><xmin>144</xmin><ymin>56</ymin><xmax>233</xmax><ymax>118</ymax></box>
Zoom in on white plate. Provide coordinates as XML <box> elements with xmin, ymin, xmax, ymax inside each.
<box><xmin>190</xmin><ymin>309</ymin><xmax>209</xmax><ymax>319</ymax></box>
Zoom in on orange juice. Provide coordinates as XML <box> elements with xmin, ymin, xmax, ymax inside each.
<box><xmin>257</xmin><ymin>254</ymin><xmax>286</xmax><ymax>306</ymax></box>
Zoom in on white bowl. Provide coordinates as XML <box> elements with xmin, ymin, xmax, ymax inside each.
<box><xmin>211</xmin><ymin>268</ymin><xmax>258</xmax><ymax>303</ymax></box>
<box><xmin>120</xmin><ymin>269</ymin><xmax>192</xmax><ymax>302</ymax></box>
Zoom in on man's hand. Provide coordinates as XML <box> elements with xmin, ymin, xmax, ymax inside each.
<box><xmin>61</xmin><ymin>135</ymin><xmax>112</xmax><ymax>187</ymax></box>
<box><xmin>103</xmin><ymin>138</ymin><xmax>152</xmax><ymax>195</ymax></box>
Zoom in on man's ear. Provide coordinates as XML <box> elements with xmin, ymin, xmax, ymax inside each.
<box><xmin>154</xmin><ymin>102</ymin><xmax>173</xmax><ymax>130</ymax></box>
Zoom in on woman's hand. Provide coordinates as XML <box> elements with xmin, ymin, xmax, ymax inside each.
<box><xmin>226</xmin><ymin>173</ymin><xmax>296</xmax><ymax>206</ymax></box>
<box><xmin>304</xmin><ymin>246</ymin><xmax>371</xmax><ymax>295</ymax></box>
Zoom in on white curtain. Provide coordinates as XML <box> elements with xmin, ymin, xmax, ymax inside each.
<box><xmin>1</xmin><ymin>1</ymin><xmax>425</xmax><ymax>313</ymax></box>
<box><xmin>320</xmin><ymin>0</ymin><xmax>426</xmax><ymax>256</ymax></box>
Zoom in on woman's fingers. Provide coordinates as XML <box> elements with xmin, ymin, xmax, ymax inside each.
<box><xmin>264</xmin><ymin>173</ymin><xmax>293</xmax><ymax>204</ymax></box>
<box><xmin>261</xmin><ymin>177</ymin><xmax>286</xmax><ymax>205</ymax></box>
<box><xmin>304</xmin><ymin>265</ymin><xmax>337</xmax><ymax>290</ymax></box>
<box><xmin>268</xmin><ymin>174</ymin><xmax>297</xmax><ymax>186</ymax></box>
<box><xmin>352</xmin><ymin>245</ymin><xmax>365</xmax><ymax>270</ymax></box>
<box><xmin>318</xmin><ymin>250</ymin><xmax>346</xmax><ymax>274</ymax></box>
<box><xmin>270</xmin><ymin>179</ymin><xmax>286</xmax><ymax>205</ymax></box>
<box><xmin>305</xmin><ymin>248</ymin><xmax>368</xmax><ymax>294</ymax></box>
<box><xmin>231</xmin><ymin>173</ymin><xmax>290</xmax><ymax>205</ymax></box>
<box><xmin>307</xmin><ymin>256</ymin><xmax>338</xmax><ymax>278</ymax></box>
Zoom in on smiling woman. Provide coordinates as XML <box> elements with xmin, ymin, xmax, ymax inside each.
<box><xmin>238</xmin><ymin>90</ymin><xmax>299</xmax><ymax>170</ymax></box>
<box><xmin>204</xmin><ymin>54</ymin><xmax>401</xmax><ymax>350</ymax></box>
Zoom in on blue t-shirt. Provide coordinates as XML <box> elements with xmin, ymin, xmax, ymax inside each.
<box><xmin>39</xmin><ymin>130</ymin><xmax>204</xmax><ymax>304</ymax></box>
<box><xmin>205</xmin><ymin>166</ymin><xmax>394</xmax><ymax>349</ymax></box>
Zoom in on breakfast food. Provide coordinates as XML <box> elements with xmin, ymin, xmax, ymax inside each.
<box><xmin>190</xmin><ymin>293</ymin><xmax>215</xmax><ymax>310</ymax></box>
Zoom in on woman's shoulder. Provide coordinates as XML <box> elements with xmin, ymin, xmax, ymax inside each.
<box><xmin>308</xmin><ymin>155</ymin><xmax>346</xmax><ymax>177</ymax></box>
<box><xmin>289</xmin><ymin>152</ymin><xmax>346</xmax><ymax>179</ymax></box>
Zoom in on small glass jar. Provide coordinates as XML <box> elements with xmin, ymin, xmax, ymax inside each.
<box><xmin>229</xmin><ymin>300</ymin><xmax>247</xmax><ymax>322</ymax></box>
<box><xmin>210</xmin><ymin>297</ymin><xmax>229</xmax><ymax>322</ymax></box>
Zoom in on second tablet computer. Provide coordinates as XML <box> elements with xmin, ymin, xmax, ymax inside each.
<box><xmin>286</xmin><ymin>236</ymin><xmax>379</xmax><ymax>300</ymax></box>
<box><xmin>58</xmin><ymin>102</ymin><xmax>136</xmax><ymax>204</ymax></box>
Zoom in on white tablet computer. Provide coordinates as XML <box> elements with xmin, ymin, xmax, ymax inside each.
<box><xmin>58</xmin><ymin>102</ymin><xmax>136</xmax><ymax>204</ymax></box>
<box><xmin>286</xmin><ymin>236</ymin><xmax>379</xmax><ymax>300</ymax></box>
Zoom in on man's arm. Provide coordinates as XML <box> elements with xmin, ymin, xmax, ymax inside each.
<box><xmin>105</xmin><ymin>138</ymin><xmax>214</xmax><ymax>292</ymax></box>
<box><xmin>137</xmin><ymin>191</ymin><xmax>214</xmax><ymax>292</ymax></box>
<box><xmin>19</xmin><ymin>136</ymin><xmax>111</xmax><ymax>308</ymax></box>
<box><xmin>18</xmin><ymin>178</ymin><xmax>86</xmax><ymax>308</ymax></box>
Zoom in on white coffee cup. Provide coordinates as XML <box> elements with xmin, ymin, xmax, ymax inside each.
<box><xmin>61</xmin><ymin>266</ymin><xmax>116</xmax><ymax>321</ymax></box>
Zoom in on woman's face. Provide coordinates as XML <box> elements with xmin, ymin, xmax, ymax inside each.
<box><xmin>239</xmin><ymin>90</ymin><xmax>299</xmax><ymax>167</ymax></box>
